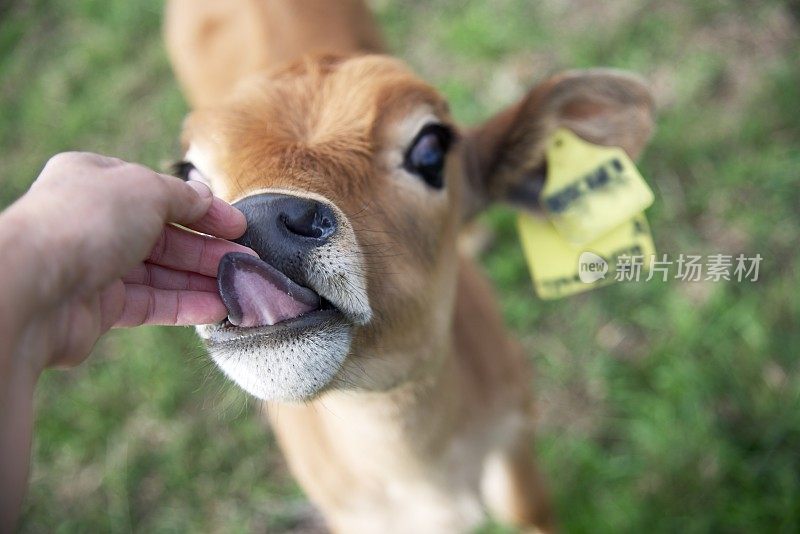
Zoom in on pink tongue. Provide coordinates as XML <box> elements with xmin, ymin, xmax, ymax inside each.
<box><xmin>217</xmin><ymin>253</ymin><xmax>320</xmax><ymax>328</ymax></box>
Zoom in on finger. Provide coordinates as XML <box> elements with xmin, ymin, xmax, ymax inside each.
<box><xmin>147</xmin><ymin>225</ymin><xmax>257</xmax><ymax>277</ymax></box>
<box><xmin>153</xmin><ymin>172</ymin><xmax>215</xmax><ymax>226</ymax></box>
<box><xmin>99</xmin><ymin>279</ymin><xmax>126</xmax><ymax>333</ymax></box>
<box><xmin>122</xmin><ymin>262</ymin><xmax>219</xmax><ymax>292</ymax></box>
<box><xmin>115</xmin><ymin>284</ymin><xmax>228</xmax><ymax>327</ymax></box>
<box><xmin>186</xmin><ymin>193</ymin><xmax>247</xmax><ymax>240</ymax></box>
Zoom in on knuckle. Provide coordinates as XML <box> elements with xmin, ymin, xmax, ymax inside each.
<box><xmin>119</xmin><ymin>161</ymin><xmax>156</xmax><ymax>183</ymax></box>
<box><xmin>145</xmin><ymin>286</ymin><xmax>157</xmax><ymax>324</ymax></box>
<box><xmin>173</xmin><ymin>291</ymin><xmax>182</xmax><ymax>325</ymax></box>
<box><xmin>45</xmin><ymin>151</ymin><xmax>85</xmax><ymax>170</ymax></box>
<box><xmin>42</xmin><ymin>152</ymin><xmax>129</xmax><ymax>185</ymax></box>
<box><xmin>98</xmin><ymin>155</ymin><xmax>128</xmax><ymax>169</ymax></box>
<box><xmin>38</xmin><ymin>152</ymin><xmax>95</xmax><ymax>186</ymax></box>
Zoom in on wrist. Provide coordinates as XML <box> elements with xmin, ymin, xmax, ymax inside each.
<box><xmin>0</xmin><ymin>200</ymin><xmax>57</xmax><ymax>373</ymax></box>
<box><xmin>0</xmin><ymin>333</ymin><xmax>38</xmax><ymax>531</ymax></box>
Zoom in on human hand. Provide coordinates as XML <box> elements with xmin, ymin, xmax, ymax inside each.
<box><xmin>0</xmin><ymin>151</ymin><xmax>253</xmax><ymax>373</ymax></box>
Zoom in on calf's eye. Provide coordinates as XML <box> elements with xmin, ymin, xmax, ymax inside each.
<box><xmin>172</xmin><ymin>160</ymin><xmax>202</xmax><ymax>182</ymax></box>
<box><xmin>404</xmin><ymin>124</ymin><xmax>453</xmax><ymax>189</ymax></box>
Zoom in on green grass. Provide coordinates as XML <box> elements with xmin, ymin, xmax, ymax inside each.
<box><xmin>2</xmin><ymin>0</ymin><xmax>799</xmax><ymax>532</ymax></box>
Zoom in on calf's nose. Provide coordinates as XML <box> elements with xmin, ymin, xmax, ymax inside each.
<box><xmin>232</xmin><ymin>193</ymin><xmax>338</xmax><ymax>260</ymax></box>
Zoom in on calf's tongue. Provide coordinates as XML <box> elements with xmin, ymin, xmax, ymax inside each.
<box><xmin>217</xmin><ymin>252</ymin><xmax>320</xmax><ymax>328</ymax></box>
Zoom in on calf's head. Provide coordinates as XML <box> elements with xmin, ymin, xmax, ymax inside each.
<box><xmin>177</xmin><ymin>55</ymin><xmax>653</xmax><ymax>401</ymax></box>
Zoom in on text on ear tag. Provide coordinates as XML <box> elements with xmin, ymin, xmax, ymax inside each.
<box><xmin>541</xmin><ymin>128</ymin><xmax>654</xmax><ymax>245</ymax></box>
<box><xmin>517</xmin><ymin>212</ymin><xmax>655</xmax><ymax>300</ymax></box>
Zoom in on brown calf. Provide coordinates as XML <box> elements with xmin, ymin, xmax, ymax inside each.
<box><xmin>165</xmin><ymin>1</ymin><xmax>653</xmax><ymax>531</ymax></box>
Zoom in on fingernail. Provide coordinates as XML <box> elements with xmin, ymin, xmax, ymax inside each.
<box><xmin>240</xmin><ymin>245</ymin><xmax>260</xmax><ymax>258</ymax></box>
<box><xmin>186</xmin><ymin>180</ymin><xmax>212</xmax><ymax>200</ymax></box>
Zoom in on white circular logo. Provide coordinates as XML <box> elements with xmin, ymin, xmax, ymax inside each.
<box><xmin>578</xmin><ymin>251</ymin><xmax>608</xmax><ymax>283</ymax></box>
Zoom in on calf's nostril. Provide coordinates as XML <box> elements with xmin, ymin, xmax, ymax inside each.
<box><xmin>281</xmin><ymin>203</ymin><xmax>337</xmax><ymax>242</ymax></box>
<box><xmin>317</xmin><ymin>214</ymin><xmax>335</xmax><ymax>237</ymax></box>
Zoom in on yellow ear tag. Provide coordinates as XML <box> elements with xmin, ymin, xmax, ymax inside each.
<box><xmin>541</xmin><ymin>128</ymin><xmax>654</xmax><ymax>245</ymax></box>
<box><xmin>517</xmin><ymin>212</ymin><xmax>656</xmax><ymax>300</ymax></box>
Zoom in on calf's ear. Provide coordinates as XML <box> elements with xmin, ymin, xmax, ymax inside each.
<box><xmin>460</xmin><ymin>69</ymin><xmax>655</xmax><ymax>219</ymax></box>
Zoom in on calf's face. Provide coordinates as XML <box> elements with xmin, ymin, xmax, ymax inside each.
<box><xmin>177</xmin><ymin>54</ymin><xmax>654</xmax><ymax>401</ymax></box>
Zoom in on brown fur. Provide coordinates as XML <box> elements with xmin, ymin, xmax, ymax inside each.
<box><xmin>165</xmin><ymin>0</ymin><xmax>384</xmax><ymax>108</ymax></box>
<box><xmin>165</xmin><ymin>2</ymin><xmax>654</xmax><ymax>532</ymax></box>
